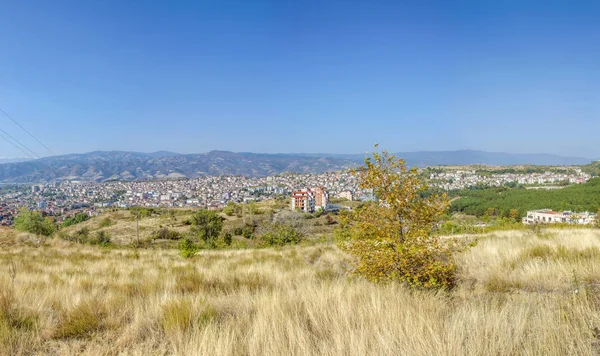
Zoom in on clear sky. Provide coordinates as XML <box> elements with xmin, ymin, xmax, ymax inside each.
<box><xmin>1</xmin><ymin>1</ymin><xmax>599</xmax><ymax>158</ymax></box>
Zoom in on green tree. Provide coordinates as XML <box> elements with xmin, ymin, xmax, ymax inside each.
<box><xmin>509</xmin><ymin>209</ymin><xmax>520</xmax><ymax>220</ymax></box>
<box><xmin>61</xmin><ymin>213</ymin><xmax>90</xmax><ymax>228</ymax></box>
<box><xmin>14</xmin><ymin>207</ymin><xmax>56</xmax><ymax>236</ymax></box>
<box><xmin>191</xmin><ymin>210</ymin><xmax>224</xmax><ymax>248</ymax></box>
<box><xmin>336</xmin><ymin>148</ymin><xmax>470</xmax><ymax>289</ymax></box>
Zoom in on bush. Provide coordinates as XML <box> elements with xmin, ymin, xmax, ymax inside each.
<box><xmin>223</xmin><ymin>202</ymin><xmax>243</xmax><ymax>217</ymax></box>
<box><xmin>13</xmin><ymin>207</ymin><xmax>56</xmax><ymax>236</ymax></box>
<box><xmin>324</xmin><ymin>215</ymin><xmax>335</xmax><ymax>225</ymax></box>
<box><xmin>89</xmin><ymin>231</ymin><xmax>111</xmax><ymax>246</ymax></box>
<box><xmin>98</xmin><ymin>217</ymin><xmax>113</xmax><ymax>228</ymax></box>
<box><xmin>257</xmin><ymin>223</ymin><xmax>303</xmax><ymax>246</ymax></box>
<box><xmin>314</xmin><ymin>208</ymin><xmax>325</xmax><ymax>218</ymax></box>
<box><xmin>336</xmin><ymin>148</ymin><xmax>471</xmax><ymax>290</ymax></box>
<box><xmin>62</xmin><ymin>228</ymin><xmax>111</xmax><ymax>246</ymax></box>
<box><xmin>241</xmin><ymin>225</ymin><xmax>254</xmax><ymax>239</ymax></box>
<box><xmin>61</xmin><ymin>213</ymin><xmax>89</xmax><ymax>228</ymax></box>
<box><xmin>222</xmin><ymin>231</ymin><xmax>232</xmax><ymax>246</ymax></box>
<box><xmin>153</xmin><ymin>227</ymin><xmax>182</xmax><ymax>240</ymax></box>
<box><xmin>74</xmin><ymin>227</ymin><xmax>90</xmax><ymax>243</ymax></box>
<box><xmin>179</xmin><ymin>239</ymin><xmax>199</xmax><ymax>258</ymax></box>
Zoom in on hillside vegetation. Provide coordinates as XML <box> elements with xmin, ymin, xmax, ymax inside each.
<box><xmin>1</xmin><ymin>229</ymin><xmax>600</xmax><ymax>355</ymax></box>
<box><xmin>55</xmin><ymin>204</ymin><xmax>338</xmax><ymax>248</ymax></box>
<box><xmin>450</xmin><ymin>177</ymin><xmax>600</xmax><ymax>217</ymax></box>
<box><xmin>583</xmin><ymin>161</ymin><xmax>600</xmax><ymax>177</ymax></box>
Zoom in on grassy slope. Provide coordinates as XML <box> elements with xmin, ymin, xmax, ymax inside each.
<box><xmin>58</xmin><ymin>206</ymin><xmax>339</xmax><ymax>246</ymax></box>
<box><xmin>1</xmin><ymin>229</ymin><xmax>600</xmax><ymax>355</ymax></box>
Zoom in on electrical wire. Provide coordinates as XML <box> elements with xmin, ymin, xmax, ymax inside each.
<box><xmin>0</xmin><ymin>107</ymin><xmax>55</xmax><ymax>156</ymax></box>
<box><xmin>0</xmin><ymin>127</ymin><xmax>40</xmax><ymax>159</ymax></box>
<box><xmin>0</xmin><ymin>130</ymin><xmax>37</xmax><ymax>160</ymax></box>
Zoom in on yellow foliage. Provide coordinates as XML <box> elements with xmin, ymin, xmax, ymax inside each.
<box><xmin>336</xmin><ymin>148</ymin><xmax>470</xmax><ymax>289</ymax></box>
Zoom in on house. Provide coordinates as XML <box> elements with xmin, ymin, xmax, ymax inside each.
<box><xmin>338</xmin><ymin>190</ymin><xmax>354</xmax><ymax>201</ymax></box>
<box><xmin>522</xmin><ymin>209</ymin><xmax>597</xmax><ymax>225</ymax></box>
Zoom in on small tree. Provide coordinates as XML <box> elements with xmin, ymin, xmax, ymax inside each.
<box><xmin>336</xmin><ymin>148</ymin><xmax>471</xmax><ymax>289</ymax></box>
<box><xmin>14</xmin><ymin>207</ymin><xmax>56</xmax><ymax>237</ymax></box>
<box><xmin>179</xmin><ymin>238</ymin><xmax>199</xmax><ymax>258</ymax></box>
<box><xmin>191</xmin><ymin>210</ymin><xmax>224</xmax><ymax>248</ymax></box>
<box><xmin>509</xmin><ymin>209</ymin><xmax>520</xmax><ymax>220</ymax></box>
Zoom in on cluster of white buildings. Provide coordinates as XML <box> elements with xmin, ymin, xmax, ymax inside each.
<box><xmin>430</xmin><ymin>169</ymin><xmax>591</xmax><ymax>191</ymax></box>
<box><xmin>522</xmin><ymin>209</ymin><xmax>597</xmax><ymax>225</ymax></box>
<box><xmin>0</xmin><ymin>171</ymin><xmax>365</xmax><ymax>225</ymax></box>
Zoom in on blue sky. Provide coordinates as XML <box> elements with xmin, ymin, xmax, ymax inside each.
<box><xmin>1</xmin><ymin>1</ymin><xmax>599</xmax><ymax>158</ymax></box>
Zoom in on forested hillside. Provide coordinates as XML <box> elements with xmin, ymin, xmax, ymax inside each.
<box><xmin>450</xmin><ymin>178</ymin><xmax>600</xmax><ymax>217</ymax></box>
<box><xmin>582</xmin><ymin>161</ymin><xmax>600</xmax><ymax>177</ymax></box>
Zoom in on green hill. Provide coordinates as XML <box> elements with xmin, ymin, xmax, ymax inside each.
<box><xmin>450</xmin><ymin>178</ymin><xmax>600</xmax><ymax>217</ymax></box>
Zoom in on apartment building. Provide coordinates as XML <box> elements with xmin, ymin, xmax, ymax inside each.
<box><xmin>291</xmin><ymin>187</ymin><xmax>329</xmax><ymax>213</ymax></box>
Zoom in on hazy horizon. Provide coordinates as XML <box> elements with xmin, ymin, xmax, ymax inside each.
<box><xmin>0</xmin><ymin>148</ymin><xmax>598</xmax><ymax>162</ymax></box>
<box><xmin>1</xmin><ymin>1</ymin><xmax>599</xmax><ymax>158</ymax></box>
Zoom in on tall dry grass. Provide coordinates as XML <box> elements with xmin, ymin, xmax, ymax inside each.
<box><xmin>0</xmin><ymin>229</ymin><xmax>600</xmax><ymax>355</ymax></box>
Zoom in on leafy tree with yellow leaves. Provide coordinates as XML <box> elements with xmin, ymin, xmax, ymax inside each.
<box><xmin>336</xmin><ymin>148</ymin><xmax>471</xmax><ymax>289</ymax></box>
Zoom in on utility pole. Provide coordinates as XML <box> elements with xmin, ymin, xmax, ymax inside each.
<box><xmin>136</xmin><ymin>212</ymin><xmax>140</xmax><ymax>248</ymax></box>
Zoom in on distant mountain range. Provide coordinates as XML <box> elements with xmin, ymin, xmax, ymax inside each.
<box><xmin>0</xmin><ymin>150</ymin><xmax>596</xmax><ymax>183</ymax></box>
<box><xmin>0</xmin><ymin>158</ymin><xmax>31</xmax><ymax>165</ymax></box>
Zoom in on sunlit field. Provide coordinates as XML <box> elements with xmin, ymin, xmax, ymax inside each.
<box><xmin>1</xmin><ymin>228</ymin><xmax>600</xmax><ymax>355</ymax></box>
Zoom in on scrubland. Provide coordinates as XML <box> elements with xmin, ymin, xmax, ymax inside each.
<box><xmin>1</xmin><ymin>228</ymin><xmax>600</xmax><ymax>355</ymax></box>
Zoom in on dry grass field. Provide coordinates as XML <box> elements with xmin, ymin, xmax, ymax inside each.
<box><xmin>1</xmin><ymin>228</ymin><xmax>600</xmax><ymax>355</ymax></box>
<box><xmin>57</xmin><ymin>207</ymin><xmax>337</xmax><ymax>247</ymax></box>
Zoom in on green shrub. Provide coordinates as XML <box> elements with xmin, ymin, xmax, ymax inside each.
<box><xmin>190</xmin><ymin>210</ymin><xmax>223</xmax><ymax>246</ymax></box>
<box><xmin>179</xmin><ymin>239</ymin><xmax>199</xmax><ymax>258</ymax></box>
<box><xmin>61</xmin><ymin>213</ymin><xmax>90</xmax><ymax>228</ymax></box>
<box><xmin>223</xmin><ymin>231</ymin><xmax>232</xmax><ymax>246</ymax></box>
<box><xmin>98</xmin><ymin>217</ymin><xmax>113</xmax><ymax>228</ymax></box>
<box><xmin>241</xmin><ymin>225</ymin><xmax>254</xmax><ymax>239</ymax></box>
<box><xmin>74</xmin><ymin>227</ymin><xmax>91</xmax><ymax>243</ymax></box>
<box><xmin>13</xmin><ymin>207</ymin><xmax>56</xmax><ymax>236</ymax></box>
<box><xmin>89</xmin><ymin>231</ymin><xmax>111</xmax><ymax>246</ymax></box>
<box><xmin>153</xmin><ymin>227</ymin><xmax>182</xmax><ymax>240</ymax></box>
<box><xmin>257</xmin><ymin>222</ymin><xmax>303</xmax><ymax>247</ymax></box>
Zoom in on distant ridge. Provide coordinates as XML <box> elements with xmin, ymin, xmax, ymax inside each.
<box><xmin>0</xmin><ymin>150</ymin><xmax>594</xmax><ymax>183</ymax></box>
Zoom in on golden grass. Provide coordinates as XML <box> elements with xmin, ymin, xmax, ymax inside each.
<box><xmin>0</xmin><ymin>229</ymin><xmax>600</xmax><ymax>355</ymax></box>
<box><xmin>57</xmin><ymin>209</ymin><xmax>337</xmax><ymax>246</ymax></box>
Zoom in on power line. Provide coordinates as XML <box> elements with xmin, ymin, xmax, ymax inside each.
<box><xmin>0</xmin><ymin>107</ymin><xmax>55</xmax><ymax>156</ymax></box>
<box><xmin>0</xmin><ymin>131</ymin><xmax>37</xmax><ymax>160</ymax></box>
<box><xmin>0</xmin><ymin>126</ymin><xmax>40</xmax><ymax>159</ymax></box>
